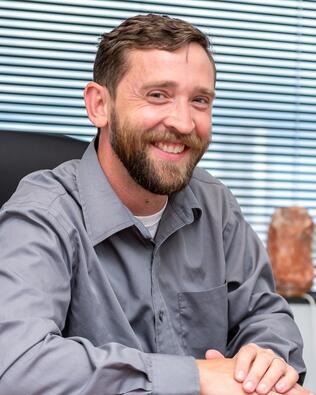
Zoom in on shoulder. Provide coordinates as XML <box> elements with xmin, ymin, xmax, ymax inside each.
<box><xmin>5</xmin><ymin>159</ymin><xmax>78</xmax><ymax>205</ymax></box>
<box><xmin>2</xmin><ymin>159</ymin><xmax>82</xmax><ymax>232</ymax></box>
<box><xmin>190</xmin><ymin>167</ymin><xmax>238</xmax><ymax>208</ymax></box>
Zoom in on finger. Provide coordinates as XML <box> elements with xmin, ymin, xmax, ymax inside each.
<box><xmin>243</xmin><ymin>354</ymin><xmax>284</xmax><ymax>394</ymax></box>
<box><xmin>255</xmin><ymin>358</ymin><xmax>289</xmax><ymax>394</ymax></box>
<box><xmin>274</xmin><ymin>365</ymin><xmax>299</xmax><ymax>393</ymax></box>
<box><xmin>234</xmin><ymin>343</ymin><xmax>259</xmax><ymax>383</ymax></box>
<box><xmin>205</xmin><ymin>349</ymin><xmax>225</xmax><ymax>360</ymax></box>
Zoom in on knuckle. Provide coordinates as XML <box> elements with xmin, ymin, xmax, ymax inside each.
<box><xmin>287</xmin><ymin>367</ymin><xmax>299</xmax><ymax>380</ymax></box>
<box><xmin>246</xmin><ymin>343</ymin><xmax>258</xmax><ymax>352</ymax></box>
<box><xmin>271</xmin><ymin>357</ymin><xmax>286</xmax><ymax>370</ymax></box>
<box><xmin>262</xmin><ymin>353</ymin><xmax>274</xmax><ymax>364</ymax></box>
<box><xmin>264</xmin><ymin>348</ymin><xmax>275</xmax><ymax>356</ymax></box>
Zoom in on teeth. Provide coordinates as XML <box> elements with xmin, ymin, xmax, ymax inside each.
<box><xmin>155</xmin><ymin>142</ymin><xmax>185</xmax><ymax>154</ymax></box>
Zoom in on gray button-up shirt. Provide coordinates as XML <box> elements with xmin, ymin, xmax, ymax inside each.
<box><xmin>0</xmin><ymin>141</ymin><xmax>305</xmax><ymax>395</ymax></box>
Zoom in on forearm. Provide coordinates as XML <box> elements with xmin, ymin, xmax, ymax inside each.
<box><xmin>227</xmin><ymin>301</ymin><xmax>306</xmax><ymax>382</ymax></box>
<box><xmin>0</xmin><ymin>334</ymin><xmax>199</xmax><ymax>395</ymax></box>
<box><xmin>223</xmin><ymin>204</ymin><xmax>305</xmax><ymax>379</ymax></box>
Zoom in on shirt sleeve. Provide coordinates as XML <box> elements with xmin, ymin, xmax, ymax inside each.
<box><xmin>0</xmin><ymin>204</ymin><xmax>199</xmax><ymax>395</ymax></box>
<box><xmin>222</xmin><ymin>192</ymin><xmax>306</xmax><ymax>383</ymax></box>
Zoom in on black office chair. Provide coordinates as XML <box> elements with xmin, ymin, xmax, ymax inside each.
<box><xmin>0</xmin><ymin>131</ymin><xmax>89</xmax><ymax>207</ymax></box>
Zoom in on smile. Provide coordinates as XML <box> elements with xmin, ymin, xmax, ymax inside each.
<box><xmin>154</xmin><ymin>142</ymin><xmax>185</xmax><ymax>154</ymax></box>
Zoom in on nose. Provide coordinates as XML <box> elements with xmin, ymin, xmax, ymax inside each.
<box><xmin>163</xmin><ymin>100</ymin><xmax>195</xmax><ymax>135</ymax></box>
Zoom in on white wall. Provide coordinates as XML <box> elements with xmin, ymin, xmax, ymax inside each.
<box><xmin>291</xmin><ymin>303</ymin><xmax>316</xmax><ymax>393</ymax></box>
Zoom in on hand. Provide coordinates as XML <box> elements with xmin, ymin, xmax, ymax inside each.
<box><xmin>232</xmin><ymin>343</ymin><xmax>298</xmax><ymax>394</ymax></box>
<box><xmin>285</xmin><ymin>384</ymin><xmax>314</xmax><ymax>395</ymax></box>
<box><xmin>197</xmin><ymin>357</ymin><xmax>253</xmax><ymax>395</ymax></box>
<box><xmin>197</xmin><ymin>357</ymin><xmax>287</xmax><ymax>395</ymax></box>
<box><xmin>201</xmin><ymin>350</ymin><xmax>313</xmax><ymax>395</ymax></box>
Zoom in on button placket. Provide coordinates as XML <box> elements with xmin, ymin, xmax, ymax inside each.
<box><xmin>158</xmin><ymin>310</ymin><xmax>164</xmax><ymax>322</ymax></box>
<box><xmin>151</xmin><ymin>251</ymin><xmax>166</xmax><ymax>352</ymax></box>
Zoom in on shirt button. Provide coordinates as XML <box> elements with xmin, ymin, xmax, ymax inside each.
<box><xmin>158</xmin><ymin>310</ymin><xmax>164</xmax><ymax>322</ymax></box>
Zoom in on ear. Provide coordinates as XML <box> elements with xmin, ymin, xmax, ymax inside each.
<box><xmin>84</xmin><ymin>82</ymin><xmax>110</xmax><ymax>128</ymax></box>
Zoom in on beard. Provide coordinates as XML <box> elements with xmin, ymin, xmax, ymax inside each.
<box><xmin>109</xmin><ymin>108</ymin><xmax>209</xmax><ymax>195</ymax></box>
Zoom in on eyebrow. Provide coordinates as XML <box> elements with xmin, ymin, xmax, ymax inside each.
<box><xmin>141</xmin><ymin>80</ymin><xmax>215</xmax><ymax>98</ymax></box>
<box><xmin>198</xmin><ymin>88</ymin><xmax>216</xmax><ymax>99</ymax></box>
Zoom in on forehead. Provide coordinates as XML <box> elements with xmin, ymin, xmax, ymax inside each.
<box><xmin>119</xmin><ymin>43</ymin><xmax>215</xmax><ymax>91</ymax></box>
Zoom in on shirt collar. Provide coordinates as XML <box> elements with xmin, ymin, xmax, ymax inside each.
<box><xmin>77</xmin><ymin>140</ymin><xmax>202</xmax><ymax>246</ymax></box>
<box><xmin>170</xmin><ymin>178</ymin><xmax>202</xmax><ymax>222</ymax></box>
<box><xmin>77</xmin><ymin>140</ymin><xmax>135</xmax><ymax>246</ymax></box>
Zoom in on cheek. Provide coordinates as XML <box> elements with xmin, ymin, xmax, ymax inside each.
<box><xmin>132</xmin><ymin>106</ymin><xmax>167</xmax><ymax>130</ymax></box>
<box><xmin>195</xmin><ymin>115</ymin><xmax>212</xmax><ymax>140</ymax></box>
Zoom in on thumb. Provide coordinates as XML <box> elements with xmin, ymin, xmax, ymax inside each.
<box><xmin>205</xmin><ymin>349</ymin><xmax>225</xmax><ymax>360</ymax></box>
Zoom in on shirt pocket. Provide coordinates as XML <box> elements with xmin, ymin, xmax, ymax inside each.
<box><xmin>178</xmin><ymin>283</ymin><xmax>228</xmax><ymax>358</ymax></box>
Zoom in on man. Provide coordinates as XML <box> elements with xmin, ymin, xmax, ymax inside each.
<box><xmin>0</xmin><ymin>13</ymin><xmax>311</xmax><ymax>395</ymax></box>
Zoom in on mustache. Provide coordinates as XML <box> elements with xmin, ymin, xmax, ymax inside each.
<box><xmin>142</xmin><ymin>130</ymin><xmax>208</xmax><ymax>150</ymax></box>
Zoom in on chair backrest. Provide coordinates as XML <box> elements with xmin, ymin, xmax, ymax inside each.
<box><xmin>0</xmin><ymin>131</ymin><xmax>89</xmax><ymax>207</ymax></box>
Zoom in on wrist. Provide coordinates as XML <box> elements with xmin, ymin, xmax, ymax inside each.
<box><xmin>196</xmin><ymin>360</ymin><xmax>210</xmax><ymax>395</ymax></box>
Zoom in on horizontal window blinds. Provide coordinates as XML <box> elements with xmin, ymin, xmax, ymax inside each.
<box><xmin>1</xmin><ymin>0</ymin><xmax>316</xmax><ymax>287</ymax></box>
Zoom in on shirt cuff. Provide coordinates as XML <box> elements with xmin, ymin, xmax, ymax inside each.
<box><xmin>149</xmin><ymin>353</ymin><xmax>200</xmax><ymax>395</ymax></box>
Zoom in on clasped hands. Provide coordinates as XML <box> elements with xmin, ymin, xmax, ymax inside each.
<box><xmin>196</xmin><ymin>343</ymin><xmax>312</xmax><ymax>395</ymax></box>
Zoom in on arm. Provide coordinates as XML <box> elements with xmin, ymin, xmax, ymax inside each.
<box><xmin>201</xmin><ymin>191</ymin><xmax>306</xmax><ymax>394</ymax></box>
<box><xmin>205</xmin><ymin>345</ymin><xmax>299</xmax><ymax>394</ymax></box>
<box><xmin>222</xmin><ymin>195</ymin><xmax>305</xmax><ymax>378</ymax></box>
<box><xmin>196</xmin><ymin>357</ymin><xmax>312</xmax><ymax>395</ymax></box>
<box><xmin>0</xmin><ymin>204</ymin><xmax>198</xmax><ymax>395</ymax></box>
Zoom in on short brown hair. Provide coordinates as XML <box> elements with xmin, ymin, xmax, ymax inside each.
<box><xmin>93</xmin><ymin>14</ymin><xmax>215</xmax><ymax>96</ymax></box>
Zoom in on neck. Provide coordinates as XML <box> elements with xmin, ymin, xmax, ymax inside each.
<box><xmin>97</xmin><ymin>134</ymin><xmax>167</xmax><ymax>216</ymax></box>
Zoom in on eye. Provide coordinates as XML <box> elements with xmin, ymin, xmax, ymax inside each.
<box><xmin>192</xmin><ymin>96</ymin><xmax>213</xmax><ymax>111</ymax></box>
<box><xmin>149</xmin><ymin>91</ymin><xmax>165</xmax><ymax>98</ymax></box>
<box><xmin>193</xmin><ymin>96</ymin><xmax>210</xmax><ymax>106</ymax></box>
<box><xmin>147</xmin><ymin>91</ymin><xmax>168</xmax><ymax>103</ymax></box>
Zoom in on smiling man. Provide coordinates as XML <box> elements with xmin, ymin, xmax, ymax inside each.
<box><xmin>89</xmin><ymin>42</ymin><xmax>213</xmax><ymax>212</ymax></box>
<box><xmin>0</xmin><ymin>14</ymin><xmax>311</xmax><ymax>395</ymax></box>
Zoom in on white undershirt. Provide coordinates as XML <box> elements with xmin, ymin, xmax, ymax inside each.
<box><xmin>135</xmin><ymin>199</ymin><xmax>168</xmax><ymax>238</ymax></box>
